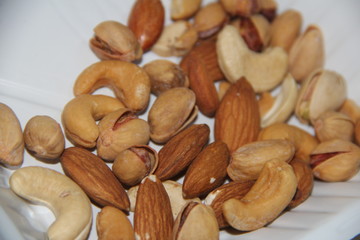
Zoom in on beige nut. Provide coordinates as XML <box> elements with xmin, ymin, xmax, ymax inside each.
<box><xmin>339</xmin><ymin>99</ymin><xmax>360</xmax><ymax>123</ymax></box>
<box><xmin>217</xmin><ymin>25</ymin><xmax>288</xmax><ymax>93</ymax></box>
<box><xmin>90</xmin><ymin>20</ymin><xmax>142</xmax><ymax>62</ymax></box>
<box><xmin>258</xmin><ymin>0</ymin><xmax>277</xmax><ymax>21</ymax></box>
<box><xmin>295</xmin><ymin>68</ymin><xmax>347</xmax><ymax>125</ymax></box>
<box><xmin>228</xmin><ymin>139</ymin><xmax>295</xmax><ymax>182</ymax></box>
<box><xmin>0</xmin><ymin>103</ymin><xmax>24</xmax><ymax>167</ymax></box>
<box><xmin>148</xmin><ymin>87</ymin><xmax>198</xmax><ymax>144</ymax></box>
<box><xmin>97</xmin><ymin>109</ymin><xmax>150</xmax><ymax>161</ymax></box>
<box><xmin>171</xmin><ymin>0</ymin><xmax>202</xmax><ymax>20</ymax></box>
<box><xmin>310</xmin><ymin>139</ymin><xmax>360</xmax><ymax>182</ymax></box>
<box><xmin>112</xmin><ymin>145</ymin><xmax>158</xmax><ymax>186</ymax></box>
<box><xmin>223</xmin><ymin>159</ymin><xmax>297</xmax><ymax>231</ymax></box>
<box><xmin>9</xmin><ymin>166</ymin><xmax>92</xmax><ymax>240</ymax></box>
<box><xmin>73</xmin><ymin>60</ymin><xmax>151</xmax><ymax>112</ymax></box>
<box><xmin>24</xmin><ymin>115</ymin><xmax>65</xmax><ymax>160</ymax></box>
<box><xmin>61</xmin><ymin>94</ymin><xmax>124</xmax><ymax>148</ymax></box>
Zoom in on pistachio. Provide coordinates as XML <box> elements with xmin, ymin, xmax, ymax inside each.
<box><xmin>112</xmin><ymin>145</ymin><xmax>158</xmax><ymax>186</ymax></box>
<box><xmin>220</xmin><ymin>0</ymin><xmax>260</xmax><ymax>17</ymax></box>
<box><xmin>171</xmin><ymin>0</ymin><xmax>202</xmax><ymax>20</ymax></box>
<box><xmin>90</xmin><ymin>21</ymin><xmax>142</xmax><ymax>62</ymax></box>
<box><xmin>258</xmin><ymin>0</ymin><xmax>277</xmax><ymax>21</ymax></box>
<box><xmin>173</xmin><ymin>202</ymin><xmax>219</xmax><ymax>240</ymax></box>
<box><xmin>97</xmin><ymin>109</ymin><xmax>150</xmax><ymax>161</ymax></box>
<box><xmin>289</xmin><ymin>25</ymin><xmax>325</xmax><ymax>82</ymax></box>
<box><xmin>143</xmin><ymin>59</ymin><xmax>189</xmax><ymax>96</ymax></box>
<box><xmin>148</xmin><ymin>87</ymin><xmax>198</xmax><ymax>144</ymax></box>
<box><xmin>295</xmin><ymin>69</ymin><xmax>347</xmax><ymax>124</ymax></box>
<box><xmin>228</xmin><ymin>139</ymin><xmax>295</xmax><ymax>182</ymax></box>
<box><xmin>24</xmin><ymin>115</ymin><xmax>65</xmax><ymax>160</ymax></box>
<box><xmin>0</xmin><ymin>103</ymin><xmax>24</xmax><ymax>167</ymax></box>
<box><xmin>339</xmin><ymin>98</ymin><xmax>360</xmax><ymax>123</ymax></box>
<box><xmin>314</xmin><ymin>111</ymin><xmax>354</xmax><ymax>142</ymax></box>
<box><xmin>310</xmin><ymin>139</ymin><xmax>360</xmax><ymax>182</ymax></box>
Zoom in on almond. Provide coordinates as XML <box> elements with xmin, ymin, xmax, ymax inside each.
<box><xmin>134</xmin><ymin>175</ymin><xmax>173</xmax><ymax>240</ymax></box>
<box><xmin>128</xmin><ymin>0</ymin><xmax>165</xmax><ymax>51</ymax></box>
<box><xmin>154</xmin><ymin>124</ymin><xmax>210</xmax><ymax>181</ymax></box>
<box><xmin>182</xmin><ymin>141</ymin><xmax>230</xmax><ymax>199</ymax></box>
<box><xmin>60</xmin><ymin>147</ymin><xmax>130</xmax><ymax>211</ymax></box>
<box><xmin>214</xmin><ymin>78</ymin><xmax>261</xmax><ymax>152</ymax></box>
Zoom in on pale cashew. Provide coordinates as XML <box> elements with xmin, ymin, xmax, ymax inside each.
<box><xmin>217</xmin><ymin>25</ymin><xmax>288</xmax><ymax>93</ymax></box>
<box><xmin>222</xmin><ymin>159</ymin><xmax>297</xmax><ymax>231</ymax></box>
<box><xmin>9</xmin><ymin>166</ymin><xmax>92</xmax><ymax>240</ymax></box>
<box><xmin>61</xmin><ymin>94</ymin><xmax>124</xmax><ymax>148</ymax></box>
<box><xmin>73</xmin><ymin>60</ymin><xmax>151</xmax><ymax>112</ymax></box>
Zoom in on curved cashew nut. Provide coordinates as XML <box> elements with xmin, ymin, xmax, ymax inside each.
<box><xmin>222</xmin><ymin>159</ymin><xmax>297</xmax><ymax>231</ymax></box>
<box><xmin>62</xmin><ymin>94</ymin><xmax>124</xmax><ymax>148</ymax></box>
<box><xmin>9</xmin><ymin>166</ymin><xmax>92</xmax><ymax>240</ymax></box>
<box><xmin>73</xmin><ymin>60</ymin><xmax>151</xmax><ymax>112</ymax></box>
<box><xmin>258</xmin><ymin>122</ymin><xmax>319</xmax><ymax>162</ymax></box>
<box><xmin>217</xmin><ymin>25</ymin><xmax>288</xmax><ymax>93</ymax></box>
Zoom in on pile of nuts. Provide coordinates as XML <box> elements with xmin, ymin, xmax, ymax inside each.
<box><xmin>1</xmin><ymin>0</ymin><xmax>360</xmax><ymax>239</ymax></box>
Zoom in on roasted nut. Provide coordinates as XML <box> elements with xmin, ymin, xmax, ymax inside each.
<box><xmin>339</xmin><ymin>98</ymin><xmax>360</xmax><ymax>123</ymax></box>
<box><xmin>112</xmin><ymin>145</ymin><xmax>158</xmax><ymax>186</ymax></box>
<box><xmin>143</xmin><ymin>59</ymin><xmax>189</xmax><ymax>96</ymax></box>
<box><xmin>269</xmin><ymin>9</ymin><xmax>302</xmax><ymax>52</ymax></box>
<box><xmin>356</xmin><ymin>120</ymin><xmax>360</xmax><ymax>145</ymax></box>
<box><xmin>204</xmin><ymin>181</ymin><xmax>254</xmax><ymax>228</ymax></box>
<box><xmin>148</xmin><ymin>87</ymin><xmax>198</xmax><ymax>144</ymax></box>
<box><xmin>314</xmin><ymin>111</ymin><xmax>354</xmax><ymax>142</ymax></box>
<box><xmin>173</xmin><ymin>202</ymin><xmax>219</xmax><ymax>240</ymax></box>
<box><xmin>310</xmin><ymin>139</ymin><xmax>360</xmax><ymax>182</ymax></box>
<box><xmin>183</xmin><ymin>141</ymin><xmax>230</xmax><ymax>199</ymax></box>
<box><xmin>24</xmin><ymin>115</ymin><xmax>65</xmax><ymax>160</ymax></box>
<box><xmin>10</xmin><ymin>166</ymin><xmax>92</xmax><ymax>240</ymax></box>
<box><xmin>90</xmin><ymin>20</ymin><xmax>142</xmax><ymax>61</ymax></box>
<box><xmin>217</xmin><ymin>81</ymin><xmax>231</xmax><ymax>101</ymax></box>
<box><xmin>228</xmin><ymin>139</ymin><xmax>295</xmax><ymax>182</ymax></box>
<box><xmin>61</xmin><ymin>94</ymin><xmax>124</xmax><ymax>148</ymax></box>
<box><xmin>223</xmin><ymin>159</ymin><xmax>297</xmax><ymax>231</ymax></box>
<box><xmin>171</xmin><ymin>0</ymin><xmax>202</xmax><ymax>20</ymax></box>
<box><xmin>97</xmin><ymin>109</ymin><xmax>150</xmax><ymax>161</ymax></box>
<box><xmin>220</xmin><ymin>0</ymin><xmax>260</xmax><ymax>17</ymax></box>
<box><xmin>96</xmin><ymin>206</ymin><xmax>135</xmax><ymax>240</ymax></box>
<box><xmin>289</xmin><ymin>25</ymin><xmax>325</xmax><ymax>82</ymax></box>
<box><xmin>128</xmin><ymin>0</ymin><xmax>165</xmax><ymax>51</ymax></box>
<box><xmin>0</xmin><ymin>103</ymin><xmax>24</xmax><ymax>167</ymax></box>
<box><xmin>73</xmin><ymin>60</ymin><xmax>151</xmax><ymax>112</ymax></box>
<box><xmin>258</xmin><ymin>0</ymin><xmax>277</xmax><ymax>21</ymax></box>
<box><xmin>258</xmin><ymin>123</ymin><xmax>319</xmax><ymax>162</ymax></box>
<box><xmin>217</xmin><ymin>25</ymin><xmax>288</xmax><ymax>93</ymax></box>
<box><xmin>295</xmin><ymin>68</ymin><xmax>347</xmax><ymax>124</ymax></box>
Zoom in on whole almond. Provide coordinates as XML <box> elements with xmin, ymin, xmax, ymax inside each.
<box><xmin>214</xmin><ymin>78</ymin><xmax>261</xmax><ymax>152</ymax></box>
<box><xmin>154</xmin><ymin>124</ymin><xmax>210</xmax><ymax>181</ymax></box>
<box><xmin>128</xmin><ymin>0</ymin><xmax>165</xmax><ymax>51</ymax></box>
<box><xmin>134</xmin><ymin>175</ymin><xmax>173</xmax><ymax>240</ymax></box>
<box><xmin>60</xmin><ymin>147</ymin><xmax>130</xmax><ymax>211</ymax></box>
<box><xmin>183</xmin><ymin>141</ymin><xmax>230</xmax><ymax>199</ymax></box>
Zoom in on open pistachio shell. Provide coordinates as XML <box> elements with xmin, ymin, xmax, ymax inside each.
<box><xmin>295</xmin><ymin>68</ymin><xmax>347</xmax><ymax>125</ymax></box>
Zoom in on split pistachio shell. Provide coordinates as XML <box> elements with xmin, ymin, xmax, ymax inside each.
<box><xmin>97</xmin><ymin>109</ymin><xmax>150</xmax><ymax>161</ymax></box>
<box><xmin>310</xmin><ymin>139</ymin><xmax>360</xmax><ymax>182</ymax></box>
<box><xmin>260</xmin><ymin>73</ymin><xmax>298</xmax><ymax>127</ymax></box>
<box><xmin>90</xmin><ymin>20</ymin><xmax>142</xmax><ymax>62</ymax></box>
<box><xmin>112</xmin><ymin>145</ymin><xmax>158</xmax><ymax>186</ymax></box>
<box><xmin>217</xmin><ymin>25</ymin><xmax>288</xmax><ymax>93</ymax></box>
<box><xmin>339</xmin><ymin>99</ymin><xmax>360</xmax><ymax>123</ymax></box>
<box><xmin>148</xmin><ymin>87</ymin><xmax>198</xmax><ymax>144</ymax></box>
<box><xmin>289</xmin><ymin>25</ymin><xmax>325</xmax><ymax>82</ymax></box>
<box><xmin>295</xmin><ymin>69</ymin><xmax>347</xmax><ymax>124</ymax></box>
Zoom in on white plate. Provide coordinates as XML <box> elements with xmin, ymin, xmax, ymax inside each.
<box><xmin>1</xmin><ymin>0</ymin><xmax>360</xmax><ymax>239</ymax></box>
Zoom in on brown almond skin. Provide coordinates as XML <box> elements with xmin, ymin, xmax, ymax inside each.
<box><xmin>134</xmin><ymin>175</ymin><xmax>173</xmax><ymax>240</ymax></box>
<box><xmin>60</xmin><ymin>147</ymin><xmax>130</xmax><ymax>211</ymax></box>
<box><xmin>214</xmin><ymin>78</ymin><xmax>261</xmax><ymax>153</ymax></box>
<box><xmin>183</xmin><ymin>141</ymin><xmax>230</xmax><ymax>199</ymax></box>
<box><xmin>154</xmin><ymin>124</ymin><xmax>210</xmax><ymax>181</ymax></box>
<box><xmin>128</xmin><ymin>0</ymin><xmax>165</xmax><ymax>52</ymax></box>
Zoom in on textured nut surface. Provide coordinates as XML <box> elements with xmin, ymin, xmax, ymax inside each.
<box><xmin>171</xmin><ymin>0</ymin><xmax>202</xmax><ymax>20</ymax></box>
<box><xmin>220</xmin><ymin>0</ymin><xmax>260</xmax><ymax>17</ymax></box>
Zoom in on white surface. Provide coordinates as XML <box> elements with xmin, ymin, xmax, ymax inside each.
<box><xmin>0</xmin><ymin>0</ymin><xmax>360</xmax><ymax>239</ymax></box>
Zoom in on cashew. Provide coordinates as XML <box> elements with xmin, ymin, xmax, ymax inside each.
<box><xmin>222</xmin><ymin>159</ymin><xmax>297</xmax><ymax>231</ymax></box>
<box><xmin>9</xmin><ymin>166</ymin><xmax>92</xmax><ymax>240</ymax></box>
<box><xmin>258</xmin><ymin>123</ymin><xmax>319</xmax><ymax>162</ymax></box>
<box><xmin>73</xmin><ymin>60</ymin><xmax>151</xmax><ymax>112</ymax></box>
<box><xmin>61</xmin><ymin>94</ymin><xmax>124</xmax><ymax>148</ymax></box>
<box><xmin>217</xmin><ymin>25</ymin><xmax>288</xmax><ymax>93</ymax></box>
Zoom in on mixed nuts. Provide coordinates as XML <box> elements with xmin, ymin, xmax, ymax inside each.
<box><xmin>2</xmin><ymin>0</ymin><xmax>360</xmax><ymax>240</ymax></box>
